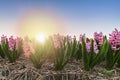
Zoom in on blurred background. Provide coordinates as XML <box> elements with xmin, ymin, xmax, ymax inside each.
<box><xmin>0</xmin><ymin>0</ymin><xmax>120</xmax><ymax>38</ymax></box>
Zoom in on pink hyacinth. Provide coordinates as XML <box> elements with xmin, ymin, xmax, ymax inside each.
<box><xmin>86</xmin><ymin>40</ymin><xmax>99</xmax><ymax>54</ymax></box>
<box><xmin>94</xmin><ymin>41</ymin><xmax>99</xmax><ymax>54</ymax></box>
<box><xmin>9</xmin><ymin>36</ymin><xmax>16</xmax><ymax>51</ymax></box>
<box><xmin>52</xmin><ymin>34</ymin><xmax>64</xmax><ymax>48</ymax></box>
<box><xmin>94</xmin><ymin>32</ymin><xmax>103</xmax><ymax>46</ymax></box>
<box><xmin>1</xmin><ymin>35</ymin><xmax>7</xmax><ymax>43</ymax></box>
<box><xmin>23</xmin><ymin>41</ymin><xmax>35</xmax><ymax>58</ymax></box>
<box><xmin>23</xmin><ymin>36</ymin><xmax>35</xmax><ymax>58</ymax></box>
<box><xmin>23</xmin><ymin>42</ymin><xmax>31</xmax><ymax>58</ymax></box>
<box><xmin>86</xmin><ymin>41</ymin><xmax>91</xmax><ymax>53</ymax></box>
<box><xmin>16</xmin><ymin>37</ymin><xmax>22</xmax><ymax>50</ymax></box>
<box><xmin>109</xmin><ymin>28</ymin><xmax>120</xmax><ymax>50</ymax></box>
<box><xmin>79</xmin><ymin>34</ymin><xmax>86</xmax><ymax>43</ymax></box>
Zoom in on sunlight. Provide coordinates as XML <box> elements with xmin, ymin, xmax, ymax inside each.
<box><xmin>36</xmin><ymin>33</ymin><xmax>46</xmax><ymax>43</ymax></box>
<box><xmin>19</xmin><ymin>11</ymin><xmax>65</xmax><ymax>38</ymax></box>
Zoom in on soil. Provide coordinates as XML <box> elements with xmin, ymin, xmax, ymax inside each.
<box><xmin>0</xmin><ymin>56</ymin><xmax>120</xmax><ymax>80</ymax></box>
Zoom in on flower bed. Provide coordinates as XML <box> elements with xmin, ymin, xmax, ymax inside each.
<box><xmin>0</xmin><ymin>28</ymin><xmax>120</xmax><ymax>80</ymax></box>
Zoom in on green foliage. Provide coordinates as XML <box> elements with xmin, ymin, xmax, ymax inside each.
<box><xmin>82</xmin><ymin>37</ymin><xmax>109</xmax><ymax>71</ymax></box>
<box><xmin>105</xmin><ymin>44</ymin><xmax>120</xmax><ymax>70</ymax></box>
<box><xmin>54</xmin><ymin>37</ymin><xmax>70</xmax><ymax>70</ymax></box>
<box><xmin>30</xmin><ymin>44</ymin><xmax>45</xmax><ymax>69</ymax></box>
<box><xmin>29</xmin><ymin>39</ymin><xmax>50</xmax><ymax>69</ymax></box>
<box><xmin>1</xmin><ymin>33</ymin><xmax>120</xmax><ymax>71</ymax></box>
<box><xmin>116</xmin><ymin>58</ymin><xmax>120</xmax><ymax>68</ymax></box>
<box><xmin>44</xmin><ymin>36</ymin><xmax>55</xmax><ymax>61</ymax></box>
<box><xmin>82</xmin><ymin>38</ymin><xmax>90</xmax><ymax>71</ymax></box>
<box><xmin>91</xmin><ymin>36</ymin><xmax>109</xmax><ymax>69</ymax></box>
<box><xmin>2</xmin><ymin>39</ymin><xmax>21</xmax><ymax>62</ymax></box>
<box><xmin>66</xmin><ymin>36</ymin><xmax>82</xmax><ymax>61</ymax></box>
<box><xmin>0</xmin><ymin>43</ymin><xmax>6</xmax><ymax>58</ymax></box>
<box><xmin>17</xmin><ymin>39</ymin><xmax>23</xmax><ymax>58</ymax></box>
<box><xmin>75</xmin><ymin>42</ymin><xmax>82</xmax><ymax>60</ymax></box>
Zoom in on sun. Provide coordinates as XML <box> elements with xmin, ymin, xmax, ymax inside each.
<box><xmin>18</xmin><ymin>11</ymin><xmax>65</xmax><ymax>38</ymax></box>
<box><xmin>36</xmin><ymin>33</ymin><xmax>46</xmax><ymax>43</ymax></box>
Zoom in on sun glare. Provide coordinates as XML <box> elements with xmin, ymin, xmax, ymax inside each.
<box><xmin>19</xmin><ymin>11</ymin><xmax>65</xmax><ymax>38</ymax></box>
<box><xmin>36</xmin><ymin>33</ymin><xmax>46</xmax><ymax>43</ymax></box>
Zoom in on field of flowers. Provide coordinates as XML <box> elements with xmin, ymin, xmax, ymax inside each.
<box><xmin>0</xmin><ymin>28</ymin><xmax>120</xmax><ymax>80</ymax></box>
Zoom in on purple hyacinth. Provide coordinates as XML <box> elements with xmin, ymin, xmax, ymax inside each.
<box><xmin>79</xmin><ymin>34</ymin><xmax>86</xmax><ymax>43</ymax></box>
<box><xmin>1</xmin><ymin>35</ymin><xmax>7</xmax><ymax>43</ymax></box>
<box><xmin>86</xmin><ymin>40</ymin><xmax>99</xmax><ymax>54</ymax></box>
<box><xmin>9</xmin><ymin>36</ymin><xmax>16</xmax><ymax>51</ymax></box>
<box><xmin>94</xmin><ymin>32</ymin><xmax>103</xmax><ymax>46</ymax></box>
<box><xmin>67</xmin><ymin>35</ymin><xmax>73</xmax><ymax>43</ymax></box>
<box><xmin>109</xmin><ymin>28</ymin><xmax>120</xmax><ymax>50</ymax></box>
<box><xmin>86</xmin><ymin>41</ymin><xmax>91</xmax><ymax>53</ymax></box>
<box><xmin>94</xmin><ymin>41</ymin><xmax>99</xmax><ymax>54</ymax></box>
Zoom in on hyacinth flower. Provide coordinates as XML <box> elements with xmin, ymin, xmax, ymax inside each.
<box><xmin>67</xmin><ymin>35</ymin><xmax>73</xmax><ymax>43</ymax></box>
<box><xmin>1</xmin><ymin>35</ymin><xmax>7</xmax><ymax>43</ymax></box>
<box><xmin>52</xmin><ymin>34</ymin><xmax>71</xmax><ymax>70</ymax></box>
<box><xmin>23</xmin><ymin>37</ymin><xmax>32</xmax><ymax>58</ymax></box>
<box><xmin>94</xmin><ymin>32</ymin><xmax>108</xmax><ymax>62</ymax></box>
<box><xmin>106</xmin><ymin>28</ymin><xmax>120</xmax><ymax>70</ymax></box>
<box><xmin>82</xmin><ymin>36</ymin><xmax>109</xmax><ymax>71</ymax></box>
<box><xmin>2</xmin><ymin>36</ymin><xmax>23</xmax><ymax>62</ymax></box>
<box><xmin>94</xmin><ymin>32</ymin><xmax>103</xmax><ymax>46</ymax></box>
<box><xmin>0</xmin><ymin>35</ymin><xmax>7</xmax><ymax>58</ymax></box>
<box><xmin>79</xmin><ymin>34</ymin><xmax>86</xmax><ymax>43</ymax></box>
<box><xmin>23</xmin><ymin>37</ymin><xmax>47</xmax><ymax>69</ymax></box>
<box><xmin>52</xmin><ymin>34</ymin><xmax>64</xmax><ymax>49</ymax></box>
<box><xmin>109</xmin><ymin>28</ymin><xmax>120</xmax><ymax>50</ymax></box>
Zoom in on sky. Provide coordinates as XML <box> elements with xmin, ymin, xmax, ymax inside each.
<box><xmin>0</xmin><ymin>0</ymin><xmax>120</xmax><ymax>38</ymax></box>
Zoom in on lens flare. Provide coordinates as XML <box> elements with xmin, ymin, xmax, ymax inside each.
<box><xmin>18</xmin><ymin>10</ymin><xmax>65</xmax><ymax>38</ymax></box>
<box><xmin>36</xmin><ymin>33</ymin><xmax>46</xmax><ymax>43</ymax></box>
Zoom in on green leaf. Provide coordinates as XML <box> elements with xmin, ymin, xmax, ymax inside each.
<box><xmin>91</xmin><ymin>38</ymin><xmax>109</xmax><ymax>68</ymax></box>
<box><xmin>82</xmin><ymin>39</ymin><xmax>90</xmax><ymax>71</ymax></box>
